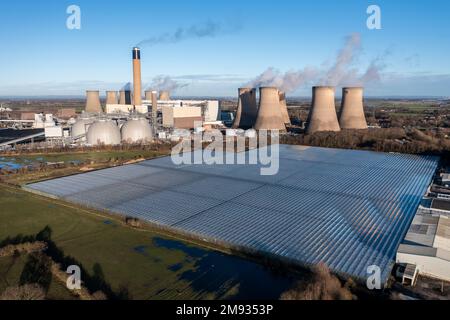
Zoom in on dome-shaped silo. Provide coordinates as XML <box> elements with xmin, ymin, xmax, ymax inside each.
<box><xmin>306</xmin><ymin>86</ymin><xmax>341</xmax><ymax>134</ymax></box>
<box><xmin>278</xmin><ymin>91</ymin><xmax>291</xmax><ymax>125</ymax></box>
<box><xmin>159</xmin><ymin>91</ymin><xmax>170</xmax><ymax>101</ymax></box>
<box><xmin>85</xmin><ymin>90</ymin><xmax>102</xmax><ymax>113</ymax></box>
<box><xmin>232</xmin><ymin>88</ymin><xmax>258</xmax><ymax>129</ymax></box>
<box><xmin>71</xmin><ymin>116</ymin><xmax>94</xmax><ymax>139</ymax></box>
<box><xmin>106</xmin><ymin>91</ymin><xmax>118</xmax><ymax>105</ymax></box>
<box><xmin>87</xmin><ymin>119</ymin><xmax>121</xmax><ymax>146</ymax></box>
<box><xmin>254</xmin><ymin>87</ymin><xmax>286</xmax><ymax>131</ymax></box>
<box><xmin>121</xmin><ymin>117</ymin><xmax>153</xmax><ymax>143</ymax></box>
<box><xmin>339</xmin><ymin>87</ymin><xmax>368</xmax><ymax>130</ymax></box>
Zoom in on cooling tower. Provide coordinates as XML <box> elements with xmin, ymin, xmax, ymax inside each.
<box><xmin>119</xmin><ymin>90</ymin><xmax>133</xmax><ymax>105</ymax></box>
<box><xmin>306</xmin><ymin>86</ymin><xmax>341</xmax><ymax>134</ymax></box>
<box><xmin>254</xmin><ymin>87</ymin><xmax>286</xmax><ymax>131</ymax></box>
<box><xmin>132</xmin><ymin>47</ymin><xmax>142</xmax><ymax>106</ymax></box>
<box><xmin>145</xmin><ymin>91</ymin><xmax>153</xmax><ymax>101</ymax></box>
<box><xmin>278</xmin><ymin>91</ymin><xmax>291</xmax><ymax>125</ymax></box>
<box><xmin>106</xmin><ymin>91</ymin><xmax>118</xmax><ymax>105</ymax></box>
<box><xmin>159</xmin><ymin>91</ymin><xmax>170</xmax><ymax>101</ymax></box>
<box><xmin>339</xmin><ymin>87</ymin><xmax>368</xmax><ymax>130</ymax></box>
<box><xmin>232</xmin><ymin>88</ymin><xmax>258</xmax><ymax>129</ymax></box>
<box><xmin>85</xmin><ymin>91</ymin><xmax>102</xmax><ymax>113</ymax></box>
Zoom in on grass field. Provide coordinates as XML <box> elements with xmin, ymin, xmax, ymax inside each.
<box><xmin>0</xmin><ymin>255</ymin><xmax>76</xmax><ymax>300</ymax></box>
<box><xmin>0</xmin><ymin>184</ymin><xmax>293</xmax><ymax>300</ymax></box>
<box><xmin>1</xmin><ymin>149</ymin><xmax>168</xmax><ymax>167</ymax></box>
<box><xmin>0</xmin><ymin>149</ymin><xmax>171</xmax><ymax>186</ymax></box>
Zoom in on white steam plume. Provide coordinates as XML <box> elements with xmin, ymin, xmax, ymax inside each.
<box><xmin>147</xmin><ymin>75</ymin><xmax>189</xmax><ymax>92</ymax></box>
<box><xmin>247</xmin><ymin>33</ymin><xmax>387</xmax><ymax>92</ymax></box>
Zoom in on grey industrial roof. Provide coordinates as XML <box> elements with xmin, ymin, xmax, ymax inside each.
<box><xmin>26</xmin><ymin>145</ymin><xmax>438</xmax><ymax>283</ymax></box>
<box><xmin>431</xmin><ymin>199</ymin><xmax>450</xmax><ymax>212</ymax></box>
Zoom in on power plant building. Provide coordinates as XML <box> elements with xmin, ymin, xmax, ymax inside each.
<box><xmin>162</xmin><ymin>106</ymin><xmax>203</xmax><ymax>129</ymax></box>
<box><xmin>27</xmin><ymin>145</ymin><xmax>438</xmax><ymax>285</ymax></box>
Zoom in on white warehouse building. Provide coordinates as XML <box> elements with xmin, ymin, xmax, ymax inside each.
<box><xmin>397</xmin><ymin>213</ymin><xmax>450</xmax><ymax>282</ymax></box>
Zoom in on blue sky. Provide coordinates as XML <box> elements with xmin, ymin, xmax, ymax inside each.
<box><xmin>0</xmin><ymin>0</ymin><xmax>449</xmax><ymax>97</ymax></box>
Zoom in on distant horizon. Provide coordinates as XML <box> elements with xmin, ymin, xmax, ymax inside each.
<box><xmin>1</xmin><ymin>95</ymin><xmax>449</xmax><ymax>101</ymax></box>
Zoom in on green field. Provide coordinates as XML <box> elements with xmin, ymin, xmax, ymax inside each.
<box><xmin>1</xmin><ymin>149</ymin><xmax>168</xmax><ymax>166</ymax></box>
<box><xmin>0</xmin><ymin>254</ymin><xmax>76</xmax><ymax>300</ymax></box>
<box><xmin>0</xmin><ymin>185</ymin><xmax>293</xmax><ymax>300</ymax></box>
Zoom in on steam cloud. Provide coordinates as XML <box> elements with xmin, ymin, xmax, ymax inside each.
<box><xmin>247</xmin><ymin>33</ymin><xmax>387</xmax><ymax>93</ymax></box>
<box><xmin>136</xmin><ymin>20</ymin><xmax>241</xmax><ymax>47</ymax></box>
<box><xmin>147</xmin><ymin>75</ymin><xmax>189</xmax><ymax>92</ymax></box>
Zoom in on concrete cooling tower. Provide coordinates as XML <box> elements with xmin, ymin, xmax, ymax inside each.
<box><xmin>254</xmin><ymin>87</ymin><xmax>286</xmax><ymax>131</ymax></box>
<box><xmin>85</xmin><ymin>91</ymin><xmax>102</xmax><ymax>113</ymax></box>
<box><xmin>159</xmin><ymin>91</ymin><xmax>170</xmax><ymax>101</ymax></box>
<box><xmin>278</xmin><ymin>91</ymin><xmax>291</xmax><ymax>125</ymax></box>
<box><xmin>119</xmin><ymin>90</ymin><xmax>133</xmax><ymax>105</ymax></box>
<box><xmin>145</xmin><ymin>91</ymin><xmax>153</xmax><ymax>101</ymax></box>
<box><xmin>306</xmin><ymin>86</ymin><xmax>341</xmax><ymax>134</ymax></box>
<box><xmin>232</xmin><ymin>88</ymin><xmax>258</xmax><ymax>129</ymax></box>
<box><xmin>106</xmin><ymin>91</ymin><xmax>118</xmax><ymax>105</ymax></box>
<box><xmin>339</xmin><ymin>87</ymin><xmax>368</xmax><ymax>130</ymax></box>
<box><xmin>132</xmin><ymin>47</ymin><xmax>142</xmax><ymax>106</ymax></box>
<box><xmin>121</xmin><ymin>118</ymin><xmax>153</xmax><ymax>143</ymax></box>
<box><xmin>86</xmin><ymin>119</ymin><xmax>121</xmax><ymax>146</ymax></box>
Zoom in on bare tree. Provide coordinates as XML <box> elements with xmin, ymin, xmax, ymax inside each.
<box><xmin>0</xmin><ymin>284</ymin><xmax>46</xmax><ymax>300</ymax></box>
<box><xmin>280</xmin><ymin>263</ymin><xmax>355</xmax><ymax>300</ymax></box>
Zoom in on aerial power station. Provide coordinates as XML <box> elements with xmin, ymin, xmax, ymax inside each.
<box><xmin>0</xmin><ymin>46</ymin><xmax>371</xmax><ymax>148</ymax></box>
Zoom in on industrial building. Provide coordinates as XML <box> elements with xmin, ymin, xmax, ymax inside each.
<box><xmin>397</xmin><ymin>213</ymin><xmax>450</xmax><ymax>282</ymax></box>
<box><xmin>26</xmin><ymin>145</ymin><xmax>438</xmax><ymax>285</ymax></box>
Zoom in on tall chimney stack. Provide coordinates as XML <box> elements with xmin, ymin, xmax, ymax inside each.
<box><xmin>254</xmin><ymin>87</ymin><xmax>286</xmax><ymax>131</ymax></box>
<box><xmin>306</xmin><ymin>86</ymin><xmax>341</xmax><ymax>134</ymax></box>
<box><xmin>85</xmin><ymin>90</ymin><xmax>102</xmax><ymax>113</ymax></box>
<box><xmin>151</xmin><ymin>91</ymin><xmax>158</xmax><ymax>120</ymax></box>
<box><xmin>132</xmin><ymin>47</ymin><xmax>142</xmax><ymax>106</ymax></box>
<box><xmin>106</xmin><ymin>91</ymin><xmax>118</xmax><ymax>105</ymax></box>
<box><xmin>278</xmin><ymin>90</ymin><xmax>291</xmax><ymax>125</ymax></box>
<box><xmin>232</xmin><ymin>88</ymin><xmax>258</xmax><ymax>129</ymax></box>
<box><xmin>159</xmin><ymin>91</ymin><xmax>170</xmax><ymax>101</ymax></box>
<box><xmin>339</xmin><ymin>87</ymin><xmax>368</xmax><ymax>130</ymax></box>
